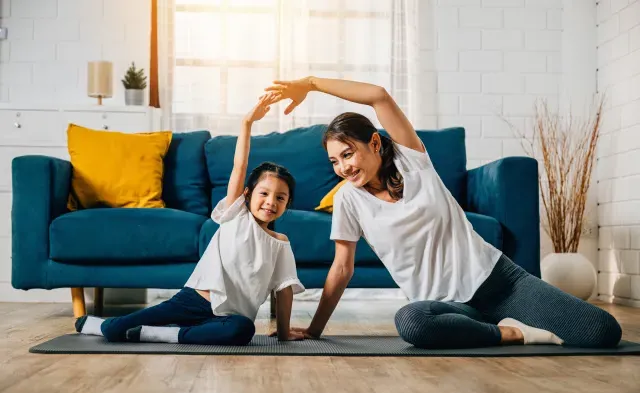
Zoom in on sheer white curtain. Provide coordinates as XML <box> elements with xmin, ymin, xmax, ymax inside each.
<box><xmin>157</xmin><ymin>0</ymin><xmax>420</xmax><ymax>136</ymax></box>
<box><xmin>156</xmin><ymin>0</ymin><xmax>418</xmax><ymax>300</ymax></box>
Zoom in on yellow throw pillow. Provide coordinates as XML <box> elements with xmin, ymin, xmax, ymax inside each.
<box><xmin>66</xmin><ymin>123</ymin><xmax>173</xmax><ymax>210</ymax></box>
<box><xmin>315</xmin><ymin>179</ymin><xmax>347</xmax><ymax>213</ymax></box>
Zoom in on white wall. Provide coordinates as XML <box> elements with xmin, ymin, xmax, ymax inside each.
<box><xmin>0</xmin><ymin>0</ymin><xmax>608</xmax><ymax>302</ymax></box>
<box><xmin>417</xmin><ymin>0</ymin><xmax>563</xmax><ymax>168</ymax></box>
<box><xmin>596</xmin><ymin>0</ymin><xmax>640</xmax><ymax>306</ymax></box>
<box><xmin>0</xmin><ymin>0</ymin><xmax>150</xmax><ymax>106</ymax></box>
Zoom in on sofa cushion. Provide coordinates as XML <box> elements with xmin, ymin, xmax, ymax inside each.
<box><xmin>205</xmin><ymin>125</ymin><xmax>340</xmax><ymax>211</ymax></box>
<box><xmin>206</xmin><ymin>125</ymin><xmax>468</xmax><ymax>212</ymax></box>
<box><xmin>418</xmin><ymin>127</ymin><xmax>467</xmax><ymax>209</ymax></box>
<box><xmin>163</xmin><ymin>130</ymin><xmax>211</xmax><ymax>216</ymax></box>
<box><xmin>50</xmin><ymin>208</ymin><xmax>207</xmax><ymax>264</ymax></box>
<box><xmin>275</xmin><ymin>209</ymin><xmax>379</xmax><ymax>265</ymax></box>
<box><xmin>66</xmin><ymin>123</ymin><xmax>173</xmax><ymax>210</ymax></box>
<box><xmin>466</xmin><ymin>212</ymin><xmax>503</xmax><ymax>250</ymax></box>
<box><xmin>198</xmin><ymin>219</ymin><xmax>220</xmax><ymax>258</ymax></box>
<box><xmin>275</xmin><ymin>210</ymin><xmax>502</xmax><ymax>265</ymax></box>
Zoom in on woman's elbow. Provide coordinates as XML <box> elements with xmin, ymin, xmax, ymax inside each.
<box><xmin>372</xmin><ymin>86</ymin><xmax>391</xmax><ymax>105</ymax></box>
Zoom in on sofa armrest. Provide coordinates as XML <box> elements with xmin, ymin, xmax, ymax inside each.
<box><xmin>12</xmin><ymin>155</ymin><xmax>71</xmax><ymax>289</ymax></box>
<box><xmin>466</xmin><ymin>156</ymin><xmax>540</xmax><ymax>277</ymax></box>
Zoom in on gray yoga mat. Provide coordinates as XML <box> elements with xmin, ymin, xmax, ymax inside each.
<box><xmin>30</xmin><ymin>334</ymin><xmax>640</xmax><ymax>357</ymax></box>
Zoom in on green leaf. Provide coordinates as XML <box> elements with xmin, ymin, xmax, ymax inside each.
<box><xmin>121</xmin><ymin>61</ymin><xmax>147</xmax><ymax>89</ymax></box>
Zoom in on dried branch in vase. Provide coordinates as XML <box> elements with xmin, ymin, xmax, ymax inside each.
<box><xmin>503</xmin><ymin>97</ymin><xmax>604</xmax><ymax>253</ymax></box>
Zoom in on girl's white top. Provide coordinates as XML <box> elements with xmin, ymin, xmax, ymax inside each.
<box><xmin>330</xmin><ymin>141</ymin><xmax>502</xmax><ymax>303</ymax></box>
<box><xmin>184</xmin><ymin>195</ymin><xmax>304</xmax><ymax>321</ymax></box>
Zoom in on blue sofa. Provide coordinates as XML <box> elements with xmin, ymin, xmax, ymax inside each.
<box><xmin>11</xmin><ymin>126</ymin><xmax>540</xmax><ymax>317</ymax></box>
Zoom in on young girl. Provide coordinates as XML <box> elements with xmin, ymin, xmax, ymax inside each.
<box><xmin>74</xmin><ymin>92</ymin><xmax>306</xmax><ymax>345</ymax></box>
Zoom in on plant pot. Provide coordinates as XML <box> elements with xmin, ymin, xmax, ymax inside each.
<box><xmin>540</xmin><ymin>252</ymin><xmax>597</xmax><ymax>300</ymax></box>
<box><xmin>125</xmin><ymin>89</ymin><xmax>144</xmax><ymax>106</ymax></box>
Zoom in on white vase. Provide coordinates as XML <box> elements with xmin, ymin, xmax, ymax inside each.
<box><xmin>540</xmin><ymin>252</ymin><xmax>597</xmax><ymax>300</ymax></box>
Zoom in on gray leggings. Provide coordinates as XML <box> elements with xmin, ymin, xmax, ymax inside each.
<box><xmin>394</xmin><ymin>254</ymin><xmax>622</xmax><ymax>349</ymax></box>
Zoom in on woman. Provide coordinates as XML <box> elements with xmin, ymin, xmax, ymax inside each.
<box><xmin>264</xmin><ymin>76</ymin><xmax>622</xmax><ymax>349</ymax></box>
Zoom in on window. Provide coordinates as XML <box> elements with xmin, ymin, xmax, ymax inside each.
<box><xmin>170</xmin><ymin>0</ymin><xmax>396</xmax><ymax>134</ymax></box>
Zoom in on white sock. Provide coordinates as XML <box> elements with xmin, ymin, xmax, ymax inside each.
<box><xmin>139</xmin><ymin>326</ymin><xmax>180</xmax><ymax>343</ymax></box>
<box><xmin>77</xmin><ymin>316</ymin><xmax>104</xmax><ymax>336</ymax></box>
<box><xmin>498</xmin><ymin>318</ymin><xmax>564</xmax><ymax>345</ymax></box>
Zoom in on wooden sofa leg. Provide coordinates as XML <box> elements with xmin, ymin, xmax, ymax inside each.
<box><xmin>94</xmin><ymin>288</ymin><xmax>104</xmax><ymax>316</ymax></box>
<box><xmin>71</xmin><ymin>288</ymin><xmax>86</xmax><ymax>318</ymax></box>
<box><xmin>270</xmin><ymin>290</ymin><xmax>276</xmax><ymax>318</ymax></box>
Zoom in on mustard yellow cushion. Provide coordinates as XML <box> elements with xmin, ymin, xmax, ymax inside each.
<box><xmin>315</xmin><ymin>179</ymin><xmax>347</xmax><ymax>213</ymax></box>
<box><xmin>66</xmin><ymin>123</ymin><xmax>173</xmax><ymax>210</ymax></box>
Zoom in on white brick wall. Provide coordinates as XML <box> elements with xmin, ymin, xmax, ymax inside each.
<box><xmin>419</xmin><ymin>0</ymin><xmax>565</xmax><ymax>167</ymax></box>
<box><xmin>0</xmin><ymin>0</ymin><xmax>151</xmax><ymax>105</ymax></box>
<box><xmin>596</xmin><ymin>0</ymin><xmax>640</xmax><ymax>305</ymax></box>
<box><xmin>419</xmin><ymin>0</ymin><xmax>602</xmax><ymax>270</ymax></box>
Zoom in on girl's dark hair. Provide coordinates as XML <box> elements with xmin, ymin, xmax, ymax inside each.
<box><xmin>322</xmin><ymin>112</ymin><xmax>403</xmax><ymax>200</ymax></box>
<box><xmin>245</xmin><ymin>162</ymin><xmax>296</xmax><ymax>207</ymax></box>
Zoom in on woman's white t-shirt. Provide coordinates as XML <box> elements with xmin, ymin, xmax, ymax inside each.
<box><xmin>330</xmin><ymin>141</ymin><xmax>502</xmax><ymax>303</ymax></box>
<box><xmin>184</xmin><ymin>195</ymin><xmax>305</xmax><ymax>321</ymax></box>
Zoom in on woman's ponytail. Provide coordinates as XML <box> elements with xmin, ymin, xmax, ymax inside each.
<box><xmin>378</xmin><ymin>135</ymin><xmax>403</xmax><ymax>200</ymax></box>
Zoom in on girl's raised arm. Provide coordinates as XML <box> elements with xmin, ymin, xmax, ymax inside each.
<box><xmin>225</xmin><ymin>93</ymin><xmax>279</xmax><ymax>208</ymax></box>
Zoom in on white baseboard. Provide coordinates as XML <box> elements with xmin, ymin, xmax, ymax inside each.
<box><xmin>598</xmin><ymin>294</ymin><xmax>640</xmax><ymax>308</ymax></box>
<box><xmin>294</xmin><ymin>288</ymin><xmax>408</xmax><ymax>301</ymax></box>
<box><xmin>140</xmin><ymin>288</ymin><xmax>408</xmax><ymax>302</ymax></box>
<box><xmin>0</xmin><ymin>282</ymin><xmax>153</xmax><ymax>305</ymax></box>
<box><xmin>146</xmin><ymin>288</ymin><xmax>179</xmax><ymax>302</ymax></box>
<box><xmin>0</xmin><ymin>282</ymin><xmax>72</xmax><ymax>303</ymax></box>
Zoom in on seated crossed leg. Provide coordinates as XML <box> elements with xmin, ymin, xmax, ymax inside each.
<box><xmin>394</xmin><ymin>255</ymin><xmax>621</xmax><ymax>349</ymax></box>
<box><xmin>75</xmin><ymin>287</ymin><xmax>255</xmax><ymax>346</ymax></box>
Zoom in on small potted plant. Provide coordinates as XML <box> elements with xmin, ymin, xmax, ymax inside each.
<box><xmin>122</xmin><ymin>62</ymin><xmax>147</xmax><ymax>106</ymax></box>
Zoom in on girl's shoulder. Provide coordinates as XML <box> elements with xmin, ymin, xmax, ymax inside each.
<box><xmin>263</xmin><ymin>228</ymin><xmax>290</xmax><ymax>244</ymax></box>
<box><xmin>271</xmin><ymin>230</ymin><xmax>289</xmax><ymax>242</ymax></box>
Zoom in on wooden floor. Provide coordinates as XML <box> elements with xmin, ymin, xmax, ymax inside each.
<box><xmin>1</xmin><ymin>299</ymin><xmax>640</xmax><ymax>393</ymax></box>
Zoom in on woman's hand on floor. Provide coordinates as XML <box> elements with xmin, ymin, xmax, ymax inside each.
<box><xmin>268</xmin><ymin>328</ymin><xmax>307</xmax><ymax>341</ymax></box>
<box><xmin>267</xmin><ymin>329</ymin><xmax>305</xmax><ymax>341</ymax></box>
<box><xmin>269</xmin><ymin>326</ymin><xmax>320</xmax><ymax>339</ymax></box>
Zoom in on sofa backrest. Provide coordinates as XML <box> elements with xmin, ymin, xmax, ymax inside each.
<box><xmin>408</xmin><ymin>127</ymin><xmax>467</xmax><ymax>209</ymax></box>
<box><xmin>204</xmin><ymin>125</ymin><xmax>468</xmax><ymax>212</ymax></box>
<box><xmin>162</xmin><ymin>130</ymin><xmax>212</xmax><ymax>216</ymax></box>
<box><xmin>205</xmin><ymin>125</ymin><xmax>339</xmax><ymax>211</ymax></box>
